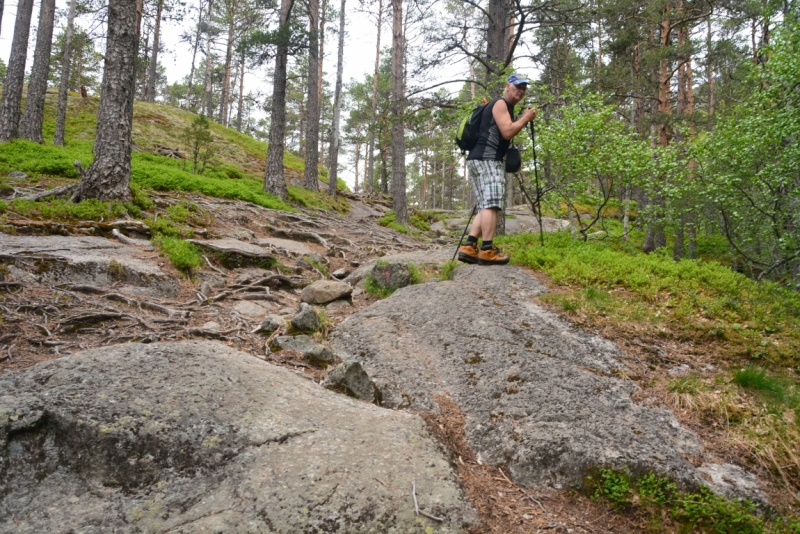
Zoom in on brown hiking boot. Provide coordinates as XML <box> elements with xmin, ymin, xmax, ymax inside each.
<box><xmin>478</xmin><ymin>245</ymin><xmax>510</xmax><ymax>265</ymax></box>
<box><xmin>457</xmin><ymin>242</ymin><xmax>479</xmax><ymax>264</ymax></box>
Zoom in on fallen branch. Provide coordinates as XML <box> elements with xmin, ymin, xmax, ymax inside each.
<box><xmin>203</xmin><ymin>255</ymin><xmax>227</xmax><ymax>275</ymax></box>
<box><xmin>104</xmin><ymin>293</ymin><xmax>187</xmax><ymax>317</ymax></box>
<box><xmin>412</xmin><ymin>479</ymin><xmax>420</xmax><ymax>515</ymax></box>
<box><xmin>237</xmin><ymin>293</ymin><xmax>282</xmax><ymax>302</ymax></box>
<box><xmin>21</xmin><ymin>182</ymin><xmax>79</xmax><ymax>201</ymax></box>
<box><xmin>111</xmin><ymin>228</ymin><xmax>150</xmax><ymax>247</ymax></box>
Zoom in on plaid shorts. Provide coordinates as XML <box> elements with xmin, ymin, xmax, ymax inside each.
<box><xmin>467</xmin><ymin>159</ymin><xmax>505</xmax><ymax>210</ymax></box>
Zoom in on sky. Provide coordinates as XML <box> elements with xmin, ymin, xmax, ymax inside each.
<box><xmin>0</xmin><ymin>0</ymin><xmax>538</xmax><ymax>189</ymax></box>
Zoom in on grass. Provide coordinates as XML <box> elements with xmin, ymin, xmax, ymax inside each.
<box><xmin>498</xmin><ymin>231</ymin><xmax>800</xmax><ymax>367</ymax></box>
<box><xmin>378</xmin><ymin>210</ymin><xmax>433</xmax><ymax>235</ymax></box>
<box><xmin>585</xmin><ymin>468</ymin><xmax>800</xmax><ymax>533</ymax></box>
<box><xmin>498</xmin><ymin>229</ymin><xmax>800</xmax><ymax>512</ymax></box>
<box><xmin>152</xmin><ymin>236</ymin><xmax>201</xmax><ymax>275</ymax></box>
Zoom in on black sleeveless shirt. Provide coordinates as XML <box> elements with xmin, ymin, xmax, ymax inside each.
<box><xmin>467</xmin><ymin>97</ymin><xmax>514</xmax><ymax>161</ymax></box>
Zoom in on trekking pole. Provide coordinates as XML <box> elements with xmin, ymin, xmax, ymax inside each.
<box><xmin>528</xmin><ymin>120</ymin><xmax>545</xmax><ymax>246</ymax></box>
<box><xmin>453</xmin><ymin>204</ymin><xmax>477</xmax><ymax>261</ymax></box>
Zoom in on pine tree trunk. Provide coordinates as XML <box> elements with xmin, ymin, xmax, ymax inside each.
<box><xmin>220</xmin><ymin>13</ymin><xmax>235</xmax><ymax>126</ymax></box>
<box><xmin>263</xmin><ymin>0</ymin><xmax>294</xmax><ymax>200</ymax></box>
<box><xmin>304</xmin><ymin>0</ymin><xmax>321</xmax><ymax>191</ymax></box>
<box><xmin>19</xmin><ymin>0</ymin><xmax>56</xmax><ymax>143</ymax></box>
<box><xmin>0</xmin><ymin>0</ymin><xmax>34</xmax><ymax>142</ymax></box>
<box><xmin>0</xmin><ymin>0</ymin><xmax>4</xmax><ymax>40</ymax></box>
<box><xmin>53</xmin><ymin>0</ymin><xmax>78</xmax><ymax>146</ymax></box>
<box><xmin>204</xmin><ymin>0</ymin><xmax>215</xmax><ymax>118</ymax></box>
<box><xmin>327</xmin><ymin>0</ymin><xmax>346</xmax><ymax>198</ymax></box>
<box><xmin>366</xmin><ymin>0</ymin><xmax>382</xmax><ymax>193</ymax></box>
<box><xmin>485</xmin><ymin>0</ymin><xmax>509</xmax><ymax>94</ymax></box>
<box><xmin>235</xmin><ymin>51</ymin><xmax>245</xmax><ymax>131</ymax></box>
<box><xmin>76</xmin><ymin>0</ymin><xmax>138</xmax><ymax>202</ymax></box>
<box><xmin>145</xmin><ymin>0</ymin><xmax>163</xmax><ymax>102</ymax></box>
<box><xmin>390</xmin><ymin>0</ymin><xmax>407</xmax><ymax>225</ymax></box>
<box><xmin>140</xmin><ymin>26</ymin><xmax>150</xmax><ymax>99</ymax></box>
<box><xmin>185</xmin><ymin>1</ymin><xmax>204</xmax><ymax>109</ymax></box>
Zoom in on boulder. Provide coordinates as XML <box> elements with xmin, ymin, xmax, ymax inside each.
<box><xmin>331</xmin><ymin>265</ymin><xmax>709</xmax><ymax>491</ymax></box>
<box><xmin>304</xmin><ymin>345</ymin><xmax>336</xmax><ymax>368</ymax></box>
<box><xmin>324</xmin><ymin>360</ymin><xmax>377</xmax><ymax>402</ymax></box>
<box><xmin>301</xmin><ymin>280</ymin><xmax>352</xmax><ymax>304</ymax></box>
<box><xmin>0</xmin><ymin>341</ymin><xmax>475</xmax><ymax>532</ymax></box>
<box><xmin>370</xmin><ymin>262</ymin><xmax>412</xmax><ymax>291</ymax></box>
<box><xmin>258</xmin><ymin>315</ymin><xmax>283</xmax><ymax>335</ymax></box>
<box><xmin>290</xmin><ymin>303</ymin><xmax>321</xmax><ymax>332</ymax></box>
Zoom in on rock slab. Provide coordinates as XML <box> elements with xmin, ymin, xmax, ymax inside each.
<box><xmin>0</xmin><ymin>341</ymin><xmax>475</xmax><ymax>533</ymax></box>
<box><xmin>331</xmin><ymin>266</ymin><xmax>706</xmax><ymax>490</ymax></box>
<box><xmin>0</xmin><ymin>233</ymin><xmax>180</xmax><ymax>297</ymax></box>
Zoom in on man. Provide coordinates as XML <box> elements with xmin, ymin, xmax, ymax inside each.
<box><xmin>458</xmin><ymin>73</ymin><xmax>537</xmax><ymax>265</ymax></box>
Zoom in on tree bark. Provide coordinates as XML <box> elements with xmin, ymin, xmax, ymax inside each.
<box><xmin>304</xmin><ymin>0</ymin><xmax>321</xmax><ymax>191</ymax></box>
<box><xmin>390</xmin><ymin>0</ymin><xmax>407</xmax><ymax>224</ymax></box>
<box><xmin>145</xmin><ymin>0</ymin><xmax>164</xmax><ymax>102</ymax></box>
<box><xmin>0</xmin><ymin>0</ymin><xmax>34</xmax><ymax>142</ymax></box>
<box><xmin>263</xmin><ymin>0</ymin><xmax>294</xmax><ymax>200</ymax></box>
<box><xmin>54</xmin><ymin>0</ymin><xmax>78</xmax><ymax>146</ymax></box>
<box><xmin>485</xmin><ymin>0</ymin><xmax>509</xmax><ymax>94</ymax></box>
<box><xmin>19</xmin><ymin>0</ymin><xmax>56</xmax><ymax>143</ymax></box>
<box><xmin>219</xmin><ymin>6</ymin><xmax>236</xmax><ymax>126</ymax></box>
<box><xmin>327</xmin><ymin>0</ymin><xmax>346</xmax><ymax>197</ymax></box>
<box><xmin>76</xmin><ymin>0</ymin><xmax>139</xmax><ymax>201</ymax></box>
<box><xmin>235</xmin><ymin>50</ymin><xmax>245</xmax><ymax>131</ymax></box>
<box><xmin>366</xmin><ymin>0</ymin><xmax>382</xmax><ymax>193</ymax></box>
<box><xmin>204</xmin><ymin>0</ymin><xmax>215</xmax><ymax>118</ymax></box>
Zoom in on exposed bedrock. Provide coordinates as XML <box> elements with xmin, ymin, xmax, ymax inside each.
<box><xmin>331</xmin><ymin>265</ymin><xmax>706</xmax><ymax>490</ymax></box>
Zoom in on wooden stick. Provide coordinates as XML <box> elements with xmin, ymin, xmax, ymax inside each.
<box><xmin>412</xmin><ymin>479</ymin><xmax>420</xmax><ymax>515</ymax></box>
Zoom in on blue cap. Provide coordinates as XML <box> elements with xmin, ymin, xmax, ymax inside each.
<box><xmin>507</xmin><ymin>73</ymin><xmax>530</xmax><ymax>86</ymax></box>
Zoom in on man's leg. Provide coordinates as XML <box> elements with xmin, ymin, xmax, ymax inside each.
<box><xmin>478</xmin><ymin>207</ymin><xmax>498</xmax><ymax>241</ymax></box>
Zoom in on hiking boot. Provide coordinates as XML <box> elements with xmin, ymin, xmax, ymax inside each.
<box><xmin>478</xmin><ymin>245</ymin><xmax>510</xmax><ymax>265</ymax></box>
<box><xmin>457</xmin><ymin>243</ymin><xmax>479</xmax><ymax>264</ymax></box>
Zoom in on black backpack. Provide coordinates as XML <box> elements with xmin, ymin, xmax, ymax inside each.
<box><xmin>454</xmin><ymin>100</ymin><xmax>490</xmax><ymax>153</ymax></box>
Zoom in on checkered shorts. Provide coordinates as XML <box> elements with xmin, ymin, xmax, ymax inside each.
<box><xmin>467</xmin><ymin>159</ymin><xmax>505</xmax><ymax>210</ymax></box>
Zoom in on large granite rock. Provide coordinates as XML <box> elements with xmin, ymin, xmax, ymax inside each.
<box><xmin>0</xmin><ymin>233</ymin><xmax>180</xmax><ymax>297</ymax></box>
<box><xmin>0</xmin><ymin>341</ymin><xmax>475</xmax><ymax>533</ymax></box>
<box><xmin>331</xmin><ymin>266</ymin><xmax>707</xmax><ymax>490</ymax></box>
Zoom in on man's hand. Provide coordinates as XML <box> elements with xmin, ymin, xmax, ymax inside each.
<box><xmin>521</xmin><ymin>107</ymin><xmax>537</xmax><ymax>123</ymax></box>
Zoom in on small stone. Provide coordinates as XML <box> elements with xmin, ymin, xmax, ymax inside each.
<box><xmin>296</xmin><ymin>259</ymin><xmax>312</xmax><ymax>271</ymax></box>
<box><xmin>331</xmin><ymin>268</ymin><xmax>349</xmax><ymax>279</ymax></box>
<box><xmin>369</xmin><ymin>262</ymin><xmax>412</xmax><ymax>291</ymax></box>
<box><xmin>278</xmin><ymin>307</ymin><xmax>295</xmax><ymax>316</ymax></box>
<box><xmin>202</xmin><ymin>321</ymin><xmax>221</xmax><ymax>331</ymax></box>
<box><xmin>200</xmin><ymin>281</ymin><xmax>212</xmax><ymax>296</ymax></box>
<box><xmin>668</xmin><ymin>364</ymin><xmax>691</xmax><ymax>377</ymax></box>
<box><xmin>290</xmin><ymin>304</ymin><xmax>321</xmax><ymax>333</ymax></box>
<box><xmin>301</xmin><ymin>280</ymin><xmax>353</xmax><ymax>305</ymax></box>
<box><xmin>304</xmin><ymin>345</ymin><xmax>335</xmax><ymax>368</ymax></box>
<box><xmin>271</xmin><ymin>334</ymin><xmax>317</xmax><ymax>353</ymax></box>
<box><xmin>326</xmin><ymin>299</ymin><xmax>352</xmax><ymax>312</ymax></box>
<box><xmin>259</xmin><ymin>315</ymin><xmax>283</xmax><ymax>335</ymax></box>
<box><xmin>7</xmin><ymin>171</ymin><xmax>28</xmax><ymax>179</ymax></box>
<box><xmin>307</xmin><ymin>253</ymin><xmax>328</xmax><ymax>266</ymax></box>
<box><xmin>324</xmin><ymin>360</ymin><xmax>376</xmax><ymax>402</ymax></box>
<box><xmin>234</xmin><ymin>301</ymin><xmax>270</xmax><ymax>317</ymax></box>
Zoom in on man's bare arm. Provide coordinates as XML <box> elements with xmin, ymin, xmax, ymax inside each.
<box><xmin>493</xmin><ymin>103</ymin><xmax>537</xmax><ymax>140</ymax></box>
